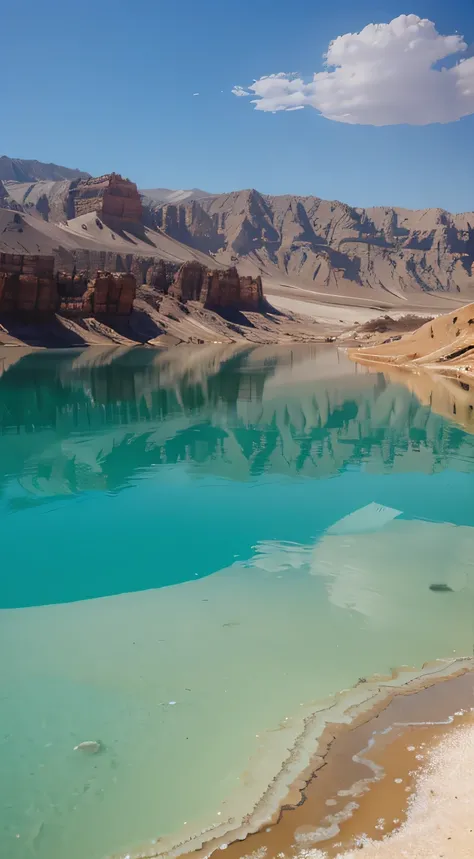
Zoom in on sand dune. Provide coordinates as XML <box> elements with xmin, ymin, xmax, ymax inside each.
<box><xmin>351</xmin><ymin>301</ymin><xmax>474</xmax><ymax>379</ymax></box>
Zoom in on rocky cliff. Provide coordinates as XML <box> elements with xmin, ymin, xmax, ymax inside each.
<box><xmin>148</xmin><ymin>190</ymin><xmax>474</xmax><ymax>298</ymax></box>
<box><xmin>68</xmin><ymin>173</ymin><xmax>143</xmax><ymax>222</ymax></box>
<box><xmin>3</xmin><ymin>166</ymin><xmax>474</xmax><ymax>301</ymax></box>
<box><xmin>0</xmin><ymin>180</ymin><xmax>22</xmax><ymax>212</ymax></box>
<box><xmin>83</xmin><ymin>272</ymin><xmax>137</xmax><ymax>315</ymax></box>
<box><xmin>0</xmin><ymin>253</ymin><xmax>58</xmax><ymax>314</ymax></box>
<box><xmin>169</xmin><ymin>262</ymin><xmax>264</xmax><ymax>311</ymax></box>
<box><xmin>0</xmin><ymin>254</ymin><xmax>136</xmax><ymax>317</ymax></box>
<box><xmin>0</xmin><ymin>181</ymin><xmax>11</xmax><ymax>212</ymax></box>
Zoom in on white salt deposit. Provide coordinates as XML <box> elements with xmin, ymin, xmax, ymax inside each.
<box><xmin>322</xmin><ymin>723</ymin><xmax>474</xmax><ymax>858</ymax></box>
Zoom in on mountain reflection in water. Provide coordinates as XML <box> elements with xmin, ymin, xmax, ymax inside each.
<box><xmin>0</xmin><ymin>344</ymin><xmax>472</xmax><ymax>502</ymax></box>
<box><xmin>1</xmin><ymin>343</ymin><xmax>474</xmax><ymax>609</ymax></box>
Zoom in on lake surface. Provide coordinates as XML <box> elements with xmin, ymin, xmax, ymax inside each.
<box><xmin>1</xmin><ymin>344</ymin><xmax>474</xmax><ymax>859</ymax></box>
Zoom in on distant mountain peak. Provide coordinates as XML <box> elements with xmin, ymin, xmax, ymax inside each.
<box><xmin>140</xmin><ymin>187</ymin><xmax>213</xmax><ymax>205</ymax></box>
<box><xmin>0</xmin><ymin>156</ymin><xmax>89</xmax><ymax>183</ymax></box>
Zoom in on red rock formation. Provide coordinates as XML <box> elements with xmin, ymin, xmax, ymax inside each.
<box><xmin>0</xmin><ymin>252</ymin><xmax>55</xmax><ymax>277</ymax></box>
<box><xmin>69</xmin><ymin>173</ymin><xmax>143</xmax><ymax>222</ymax></box>
<box><xmin>145</xmin><ymin>260</ymin><xmax>168</xmax><ymax>290</ymax></box>
<box><xmin>127</xmin><ymin>258</ymin><xmax>179</xmax><ymax>291</ymax></box>
<box><xmin>0</xmin><ymin>254</ymin><xmax>58</xmax><ymax>314</ymax></box>
<box><xmin>0</xmin><ymin>273</ymin><xmax>58</xmax><ymax>314</ymax></box>
<box><xmin>37</xmin><ymin>278</ymin><xmax>59</xmax><ymax>314</ymax></box>
<box><xmin>0</xmin><ymin>256</ymin><xmax>136</xmax><ymax>317</ymax></box>
<box><xmin>169</xmin><ymin>261</ymin><xmax>205</xmax><ymax>301</ymax></box>
<box><xmin>170</xmin><ymin>263</ymin><xmax>263</xmax><ymax>311</ymax></box>
<box><xmin>83</xmin><ymin>272</ymin><xmax>136</xmax><ymax>315</ymax></box>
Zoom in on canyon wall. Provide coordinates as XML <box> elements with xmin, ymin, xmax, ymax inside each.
<box><xmin>68</xmin><ymin>173</ymin><xmax>143</xmax><ymax>222</ymax></box>
<box><xmin>0</xmin><ymin>253</ymin><xmax>58</xmax><ymax>313</ymax></box>
<box><xmin>0</xmin><ymin>255</ymin><xmax>136</xmax><ymax>317</ymax></box>
<box><xmin>147</xmin><ymin>190</ymin><xmax>474</xmax><ymax>297</ymax></box>
<box><xmin>169</xmin><ymin>262</ymin><xmax>264</xmax><ymax>311</ymax></box>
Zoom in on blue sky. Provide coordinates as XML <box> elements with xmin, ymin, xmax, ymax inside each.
<box><xmin>2</xmin><ymin>0</ymin><xmax>474</xmax><ymax>211</ymax></box>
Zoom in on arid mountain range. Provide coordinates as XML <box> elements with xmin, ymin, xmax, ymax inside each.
<box><xmin>149</xmin><ymin>190</ymin><xmax>474</xmax><ymax>301</ymax></box>
<box><xmin>0</xmin><ymin>156</ymin><xmax>89</xmax><ymax>183</ymax></box>
<box><xmin>1</xmin><ymin>156</ymin><xmax>474</xmax><ymax>309</ymax></box>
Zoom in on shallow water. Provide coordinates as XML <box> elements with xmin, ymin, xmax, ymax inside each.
<box><xmin>1</xmin><ymin>344</ymin><xmax>474</xmax><ymax>859</ymax></box>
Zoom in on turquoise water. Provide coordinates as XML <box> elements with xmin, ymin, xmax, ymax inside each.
<box><xmin>1</xmin><ymin>345</ymin><xmax>474</xmax><ymax>859</ymax></box>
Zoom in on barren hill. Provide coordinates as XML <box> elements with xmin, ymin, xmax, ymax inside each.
<box><xmin>0</xmin><ymin>156</ymin><xmax>89</xmax><ymax>183</ymax></box>
<box><xmin>0</xmin><ymin>208</ymin><xmax>218</xmax><ymax>273</ymax></box>
<box><xmin>141</xmin><ymin>188</ymin><xmax>213</xmax><ymax>205</ymax></box>
<box><xmin>2</xmin><ymin>162</ymin><xmax>474</xmax><ymax>306</ymax></box>
<box><xmin>149</xmin><ymin>189</ymin><xmax>474</xmax><ymax>301</ymax></box>
<box><xmin>351</xmin><ymin>302</ymin><xmax>474</xmax><ymax>379</ymax></box>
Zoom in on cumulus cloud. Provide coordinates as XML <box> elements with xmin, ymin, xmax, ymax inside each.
<box><xmin>231</xmin><ymin>85</ymin><xmax>250</xmax><ymax>97</ymax></box>
<box><xmin>232</xmin><ymin>14</ymin><xmax>474</xmax><ymax>125</ymax></box>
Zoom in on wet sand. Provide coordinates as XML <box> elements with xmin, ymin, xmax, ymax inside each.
<box><xmin>172</xmin><ymin>667</ymin><xmax>474</xmax><ymax>859</ymax></box>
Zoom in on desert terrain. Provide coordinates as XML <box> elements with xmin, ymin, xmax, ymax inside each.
<box><xmin>0</xmin><ymin>156</ymin><xmax>472</xmax><ymax>351</ymax></box>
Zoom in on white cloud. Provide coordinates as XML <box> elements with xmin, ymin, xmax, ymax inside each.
<box><xmin>193</xmin><ymin>92</ymin><xmax>200</xmax><ymax>96</ymax></box>
<box><xmin>232</xmin><ymin>14</ymin><xmax>474</xmax><ymax>125</ymax></box>
<box><xmin>231</xmin><ymin>85</ymin><xmax>250</xmax><ymax>97</ymax></box>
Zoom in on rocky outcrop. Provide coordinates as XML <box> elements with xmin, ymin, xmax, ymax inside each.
<box><xmin>0</xmin><ymin>255</ymin><xmax>136</xmax><ymax>317</ymax></box>
<box><xmin>0</xmin><ymin>253</ymin><xmax>55</xmax><ymax>277</ymax></box>
<box><xmin>129</xmin><ymin>258</ymin><xmax>179</xmax><ymax>292</ymax></box>
<box><xmin>0</xmin><ymin>182</ymin><xmax>22</xmax><ymax>212</ymax></box>
<box><xmin>68</xmin><ymin>174</ymin><xmax>143</xmax><ymax>222</ymax></box>
<box><xmin>7</xmin><ymin>167</ymin><xmax>474</xmax><ymax>300</ymax></box>
<box><xmin>169</xmin><ymin>263</ymin><xmax>264</xmax><ymax>311</ymax></box>
<box><xmin>202</xmin><ymin>268</ymin><xmax>263</xmax><ymax>311</ymax></box>
<box><xmin>168</xmin><ymin>261</ymin><xmax>205</xmax><ymax>301</ymax></box>
<box><xmin>0</xmin><ymin>253</ymin><xmax>58</xmax><ymax>314</ymax></box>
<box><xmin>83</xmin><ymin>272</ymin><xmax>136</xmax><ymax>315</ymax></box>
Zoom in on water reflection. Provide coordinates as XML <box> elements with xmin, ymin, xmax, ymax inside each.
<box><xmin>2</xmin><ymin>345</ymin><xmax>474</xmax><ymax>859</ymax></box>
<box><xmin>0</xmin><ymin>344</ymin><xmax>472</xmax><ymax>506</ymax></box>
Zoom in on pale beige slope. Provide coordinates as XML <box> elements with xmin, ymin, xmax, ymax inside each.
<box><xmin>352</xmin><ymin>302</ymin><xmax>474</xmax><ymax>376</ymax></box>
<box><xmin>0</xmin><ymin>208</ymin><xmax>218</xmax><ymax>267</ymax></box>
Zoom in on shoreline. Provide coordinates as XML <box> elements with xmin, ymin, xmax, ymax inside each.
<box><xmin>178</xmin><ymin>663</ymin><xmax>474</xmax><ymax>859</ymax></box>
<box><xmin>126</xmin><ymin>658</ymin><xmax>474</xmax><ymax>859</ymax></box>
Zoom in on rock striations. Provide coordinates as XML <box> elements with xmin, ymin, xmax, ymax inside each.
<box><xmin>69</xmin><ymin>173</ymin><xmax>143</xmax><ymax>223</ymax></box>
<box><xmin>169</xmin><ymin>262</ymin><xmax>264</xmax><ymax>311</ymax></box>
<box><xmin>0</xmin><ymin>254</ymin><xmax>136</xmax><ymax>317</ymax></box>
<box><xmin>2</xmin><ymin>157</ymin><xmax>473</xmax><ymax>301</ymax></box>
<box><xmin>149</xmin><ymin>189</ymin><xmax>474</xmax><ymax>298</ymax></box>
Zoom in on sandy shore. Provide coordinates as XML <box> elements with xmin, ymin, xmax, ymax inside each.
<box><xmin>332</xmin><ymin>716</ymin><xmax>474</xmax><ymax>858</ymax></box>
<box><xmin>162</xmin><ymin>665</ymin><xmax>474</xmax><ymax>859</ymax></box>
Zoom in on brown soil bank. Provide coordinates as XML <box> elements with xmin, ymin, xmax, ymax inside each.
<box><xmin>350</xmin><ymin>301</ymin><xmax>474</xmax><ymax>379</ymax></box>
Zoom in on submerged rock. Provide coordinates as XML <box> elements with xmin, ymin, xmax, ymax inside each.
<box><xmin>73</xmin><ymin>740</ymin><xmax>102</xmax><ymax>754</ymax></box>
<box><xmin>429</xmin><ymin>584</ymin><xmax>454</xmax><ymax>593</ymax></box>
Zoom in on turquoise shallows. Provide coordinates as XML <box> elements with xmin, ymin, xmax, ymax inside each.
<box><xmin>1</xmin><ymin>345</ymin><xmax>474</xmax><ymax>859</ymax></box>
